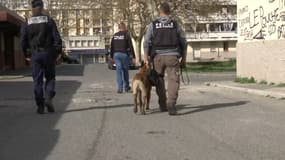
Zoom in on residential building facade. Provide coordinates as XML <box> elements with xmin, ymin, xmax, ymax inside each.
<box><xmin>185</xmin><ymin>0</ymin><xmax>237</xmax><ymax>62</ymax></box>
<box><xmin>1</xmin><ymin>0</ymin><xmax>114</xmax><ymax>64</ymax></box>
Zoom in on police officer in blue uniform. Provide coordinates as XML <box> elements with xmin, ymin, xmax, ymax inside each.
<box><xmin>21</xmin><ymin>0</ymin><xmax>62</xmax><ymax>114</ymax></box>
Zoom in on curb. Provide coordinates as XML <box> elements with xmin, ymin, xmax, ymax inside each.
<box><xmin>0</xmin><ymin>65</ymin><xmax>65</xmax><ymax>80</ymax></box>
<box><xmin>205</xmin><ymin>82</ymin><xmax>285</xmax><ymax>100</ymax></box>
<box><xmin>0</xmin><ymin>75</ymin><xmax>25</xmax><ymax>80</ymax></box>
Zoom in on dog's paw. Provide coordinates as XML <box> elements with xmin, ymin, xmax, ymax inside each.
<box><xmin>134</xmin><ymin>108</ymin><xmax>138</xmax><ymax>113</ymax></box>
<box><xmin>141</xmin><ymin>111</ymin><xmax>146</xmax><ymax>115</ymax></box>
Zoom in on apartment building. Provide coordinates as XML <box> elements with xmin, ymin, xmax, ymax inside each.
<box><xmin>1</xmin><ymin>0</ymin><xmax>113</xmax><ymax>64</ymax></box>
<box><xmin>185</xmin><ymin>0</ymin><xmax>237</xmax><ymax>62</ymax></box>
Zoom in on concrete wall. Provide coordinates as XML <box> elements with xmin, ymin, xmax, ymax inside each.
<box><xmin>237</xmin><ymin>40</ymin><xmax>285</xmax><ymax>83</ymax></box>
<box><xmin>237</xmin><ymin>0</ymin><xmax>285</xmax><ymax>83</ymax></box>
<box><xmin>238</xmin><ymin>0</ymin><xmax>285</xmax><ymax>41</ymax></box>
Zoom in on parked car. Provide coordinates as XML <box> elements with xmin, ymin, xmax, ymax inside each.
<box><xmin>62</xmin><ymin>55</ymin><xmax>80</xmax><ymax>64</ymax></box>
<box><xmin>107</xmin><ymin>55</ymin><xmax>137</xmax><ymax>70</ymax></box>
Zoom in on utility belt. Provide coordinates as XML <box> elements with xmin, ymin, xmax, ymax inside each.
<box><xmin>150</xmin><ymin>47</ymin><xmax>181</xmax><ymax>60</ymax></box>
<box><xmin>31</xmin><ymin>46</ymin><xmax>49</xmax><ymax>53</ymax></box>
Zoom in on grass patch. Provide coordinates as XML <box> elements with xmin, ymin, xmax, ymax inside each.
<box><xmin>276</xmin><ymin>83</ymin><xmax>285</xmax><ymax>87</ymax></box>
<box><xmin>235</xmin><ymin>77</ymin><xmax>256</xmax><ymax>84</ymax></box>
<box><xmin>259</xmin><ymin>80</ymin><xmax>268</xmax><ymax>85</ymax></box>
<box><xmin>185</xmin><ymin>60</ymin><xmax>236</xmax><ymax>73</ymax></box>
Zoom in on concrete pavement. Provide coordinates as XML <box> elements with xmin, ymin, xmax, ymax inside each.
<box><xmin>1</xmin><ymin>64</ymin><xmax>285</xmax><ymax>160</ymax></box>
<box><xmin>206</xmin><ymin>81</ymin><xmax>285</xmax><ymax>100</ymax></box>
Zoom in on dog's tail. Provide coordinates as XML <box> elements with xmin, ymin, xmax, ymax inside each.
<box><xmin>132</xmin><ymin>80</ymin><xmax>146</xmax><ymax>97</ymax></box>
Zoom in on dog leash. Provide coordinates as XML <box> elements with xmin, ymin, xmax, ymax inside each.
<box><xmin>180</xmin><ymin>66</ymin><xmax>190</xmax><ymax>85</ymax></box>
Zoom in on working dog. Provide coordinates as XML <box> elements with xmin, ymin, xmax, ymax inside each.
<box><xmin>132</xmin><ymin>61</ymin><xmax>152</xmax><ymax>115</ymax></box>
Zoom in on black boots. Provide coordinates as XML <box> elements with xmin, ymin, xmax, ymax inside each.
<box><xmin>37</xmin><ymin>105</ymin><xmax>45</xmax><ymax>114</ymax></box>
<box><xmin>45</xmin><ymin>98</ymin><xmax>55</xmax><ymax>113</ymax></box>
<box><xmin>37</xmin><ymin>99</ymin><xmax>55</xmax><ymax>114</ymax></box>
<box><xmin>117</xmin><ymin>89</ymin><xmax>123</xmax><ymax>94</ymax></box>
<box><xmin>159</xmin><ymin>106</ymin><xmax>168</xmax><ymax>112</ymax></box>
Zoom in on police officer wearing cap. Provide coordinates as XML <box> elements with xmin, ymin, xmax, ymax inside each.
<box><xmin>21</xmin><ymin>0</ymin><xmax>62</xmax><ymax>114</ymax></box>
<box><xmin>144</xmin><ymin>2</ymin><xmax>187</xmax><ymax>115</ymax></box>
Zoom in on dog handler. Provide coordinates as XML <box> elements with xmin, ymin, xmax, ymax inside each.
<box><xmin>21</xmin><ymin>0</ymin><xmax>62</xmax><ymax>114</ymax></box>
<box><xmin>144</xmin><ymin>2</ymin><xmax>187</xmax><ymax>115</ymax></box>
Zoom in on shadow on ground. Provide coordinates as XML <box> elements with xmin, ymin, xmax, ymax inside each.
<box><xmin>0</xmin><ymin>64</ymin><xmax>85</xmax><ymax>77</ymax></box>
<box><xmin>0</xmin><ymin>80</ymin><xmax>81</xmax><ymax>160</ymax></box>
<box><xmin>177</xmin><ymin>101</ymin><xmax>249</xmax><ymax>116</ymax></box>
<box><xmin>62</xmin><ymin>104</ymin><xmax>134</xmax><ymax>114</ymax></box>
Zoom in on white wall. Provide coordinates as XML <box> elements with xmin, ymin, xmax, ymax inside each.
<box><xmin>238</xmin><ymin>0</ymin><xmax>285</xmax><ymax>42</ymax></box>
<box><xmin>237</xmin><ymin>0</ymin><xmax>285</xmax><ymax>83</ymax></box>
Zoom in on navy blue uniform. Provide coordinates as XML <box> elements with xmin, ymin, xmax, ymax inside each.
<box><xmin>21</xmin><ymin>14</ymin><xmax>62</xmax><ymax>107</ymax></box>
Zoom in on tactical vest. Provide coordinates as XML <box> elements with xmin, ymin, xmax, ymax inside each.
<box><xmin>27</xmin><ymin>15</ymin><xmax>50</xmax><ymax>51</ymax></box>
<box><xmin>112</xmin><ymin>31</ymin><xmax>129</xmax><ymax>53</ymax></box>
<box><xmin>152</xmin><ymin>20</ymin><xmax>179</xmax><ymax>50</ymax></box>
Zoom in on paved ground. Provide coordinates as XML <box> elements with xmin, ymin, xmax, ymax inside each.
<box><xmin>0</xmin><ymin>64</ymin><xmax>285</xmax><ymax>160</ymax></box>
<box><xmin>207</xmin><ymin>81</ymin><xmax>285</xmax><ymax>100</ymax></box>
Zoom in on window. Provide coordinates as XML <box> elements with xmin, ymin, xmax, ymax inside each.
<box><xmin>93</xmin><ymin>20</ymin><xmax>101</xmax><ymax>27</ymax></box>
<box><xmin>210</xmin><ymin>42</ymin><xmax>217</xmax><ymax>52</ymax></box>
<box><xmin>82</xmin><ymin>41</ymin><xmax>88</xmax><ymax>47</ymax></box>
<box><xmin>94</xmin><ymin>40</ymin><xmax>99</xmax><ymax>47</ymax></box>
<box><xmin>223</xmin><ymin>42</ymin><xmax>229</xmax><ymax>52</ymax></box>
<box><xmin>93</xmin><ymin>28</ymin><xmax>100</xmax><ymax>35</ymax></box>
<box><xmin>70</xmin><ymin>41</ymin><xmax>75</xmax><ymax>47</ymax></box>
<box><xmin>85</xmin><ymin>19</ymin><xmax>90</xmax><ymax>26</ymax></box>
<box><xmin>75</xmin><ymin>40</ymin><xmax>81</xmax><ymax>47</ymax></box>
<box><xmin>88</xmin><ymin>40</ymin><xmax>94</xmax><ymax>47</ymax></box>
<box><xmin>84</xmin><ymin>28</ymin><xmax>90</xmax><ymax>36</ymax></box>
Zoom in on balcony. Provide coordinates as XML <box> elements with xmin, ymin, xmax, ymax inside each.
<box><xmin>186</xmin><ymin>31</ymin><xmax>237</xmax><ymax>42</ymax></box>
<box><xmin>64</xmin><ymin>36</ymin><xmax>105</xmax><ymax>50</ymax></box>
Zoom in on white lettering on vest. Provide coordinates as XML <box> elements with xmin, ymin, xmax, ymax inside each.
<box><xmin>155</xmin><ymin>22</ymin><xmax>174</xmax><ymax>29</ymax></box>
<box><xmin>28</xmin><ymin>16</ymin><xmax>48</xmax><ymax>25</ymax></box>
<box><xmin>114</xmin><ymin>35</ymin><xmax>125</xmax><ymax>40</ymax></box>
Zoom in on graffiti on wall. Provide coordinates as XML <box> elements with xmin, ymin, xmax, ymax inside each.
<box><xmin>238</xmin><ymin>0</ymin><xmax>285</xmax><ymax>41</ymax></box>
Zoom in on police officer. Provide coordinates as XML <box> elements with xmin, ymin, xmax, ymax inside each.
<box><xmin>21</xmin><ymin>0</ymin><xmax>62</xmax><ymax>114</ymax></box>
<box><xmin>144</xmin><ymin>2</ymin><xmax>187</xmax><ymax>115</ymax></box>
<box><xmin>110</xmin><ymin>22</ymin><xmax>135</xmax><ymax>93</ymax></box>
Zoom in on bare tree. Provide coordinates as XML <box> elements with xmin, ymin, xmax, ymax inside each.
<box><xmin>112</xmin><ymin>0</ymin><xmax>225</xmax><ymax>62</ymax></box>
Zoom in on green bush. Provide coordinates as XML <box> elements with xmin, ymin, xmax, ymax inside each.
<box><xmin>186</xmin><ymin>60</ymin><xmax>236</xmax><ymax>73</ymax></box>
<box><xmin>277</xmin><ymin>83</ymin><xmax>285</xmax><ymax>87</ymax></box>
<box><xmin>235</xmin><ymin>77</ymin><xmax>256</xmax><ymax>84</ymax></box>
<box><xmin>259</xmin><ymin>80</ymin><xmax>268</xmax><ymax>85</ymax></box>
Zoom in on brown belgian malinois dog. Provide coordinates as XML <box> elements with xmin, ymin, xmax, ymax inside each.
<box><xmin>132</xmin><ymin>61</ymin><xmax>152</xmax><ymax>115</ymax></box>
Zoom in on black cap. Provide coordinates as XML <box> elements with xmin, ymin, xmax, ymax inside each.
<box><xmin>31</xmin><ymin>0</ymin><xmax>43</xmax><ymax>8</ymax></box>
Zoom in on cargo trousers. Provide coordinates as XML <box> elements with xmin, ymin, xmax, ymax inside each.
<box><xmin>153</xmin><ymin>55</ymin><xmax>180</xmax><ymax>109</ymax></box>
<box><xmin>32</xmin><ymin>52</ymin><xmax>56</xmax><ymax>107</ymax></box>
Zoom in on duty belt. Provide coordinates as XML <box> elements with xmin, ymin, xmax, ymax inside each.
<box><xmin>32</xmin><ymin>47</ymin><xmax>47</xmax><ymax>52</ymax></box>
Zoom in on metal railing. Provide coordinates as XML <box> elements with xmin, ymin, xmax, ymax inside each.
<box><xmin>186</xmin><ymin>31</ymin><xmax>238</xmax><ymax>41</ymax></box>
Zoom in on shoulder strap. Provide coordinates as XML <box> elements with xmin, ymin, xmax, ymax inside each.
<box><xmin>125</xmin><ymin>31</ymin><xmax>131</xmax><ymax>48</ymax></box>
<box><xmin>152</xmin><ymin>20</ymin><xmax>160</xmax><ymax>37</ymax></box>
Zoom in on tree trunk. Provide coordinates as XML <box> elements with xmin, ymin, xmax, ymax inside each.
<box><xmin>134</xmin><ymin>35</ymin><xmax>144</xmax><ymax>63</ymax></box>
<box><xmin>134</xmin><ymin>40</ymin><xmax>142</xmax><ymax>63</ymax></box>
